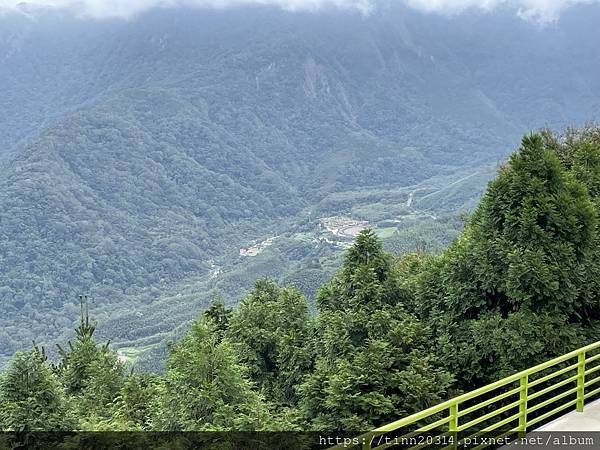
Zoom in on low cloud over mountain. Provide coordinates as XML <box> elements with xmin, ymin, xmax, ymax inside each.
<box><xmin>1</xmin><ymin>0</ymin><xmax>597</xmax><ymax>21</ymax></box>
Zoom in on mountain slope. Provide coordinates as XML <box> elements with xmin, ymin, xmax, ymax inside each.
<box><xmin>1</xmin><ymin>3</ymin><xmax>600</xmax><ymax>365</ymax></box>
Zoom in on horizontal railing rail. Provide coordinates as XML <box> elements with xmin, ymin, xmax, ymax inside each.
<box><xmin>330</xmin><ymin>340</ymin><xmax>600</xmax><ymax>450</ymax></box>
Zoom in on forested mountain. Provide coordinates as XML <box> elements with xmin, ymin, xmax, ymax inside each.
<box><xmin>3</xmin><ymin>128</ymin><xmax>600</xmax><ymax>438</ymax></box>
<box><xmin>1</xmin><ymin>2</ymin><xmax>600</xmax><ymax>368</ymax></box>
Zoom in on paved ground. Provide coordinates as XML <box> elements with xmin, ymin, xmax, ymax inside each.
<box><xmin>537</xmin><ymin>399</ymin><xmax>600</xmax><ymax>431</ymax></box>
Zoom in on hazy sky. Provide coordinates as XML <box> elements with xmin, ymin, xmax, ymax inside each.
<box><xmin>408</xmin><ymin>0</ymin><xmax>595</xmax><ymax>21</ymax></box>
<box><xmin>0</xmin><ymin>0</ymin><xmax>596</xmax><ymax>21</ymax></box>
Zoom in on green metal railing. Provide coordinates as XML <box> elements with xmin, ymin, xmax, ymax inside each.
<box><xmin>331</xmin><ymin>341</ymin><xmax>600</xmax><ymax>450</ymax></box>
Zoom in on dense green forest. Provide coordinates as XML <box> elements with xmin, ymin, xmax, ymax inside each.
<box><xmin>3</xmin><ymin>129</ymin><xmax>600</xmax><ymax>436</ymax></box>
<box><xmin>2</xmin><ymin>2</ymin><xmax>600</xmax><ymax>371</ymax></box>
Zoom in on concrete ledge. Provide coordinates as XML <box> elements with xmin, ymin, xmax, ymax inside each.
<box><xmin>536</xmin><ymin>399</ymin><xmax>600</xmax><ymax>431</ymax></box>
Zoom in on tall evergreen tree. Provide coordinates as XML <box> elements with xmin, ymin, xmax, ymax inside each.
<box><xmin>203</xmin><ymin>298</ymin><xmax>233</xmax><ymax>340</ymax></box>
<box><xmin>0</xmin><ymin>350</ymin><xmax>75</xmax><ymax>431</ymax></box>
<box><xmin>419</xmin><ymin>134</ymin><xmax>598</xmax><ymax>386</ymax></box>
<box><xmin>226</xmin><ymin>279</ymin><xmax>312</xmax><ymax>406</ymax></box>
<box><xmin>300</xmin><ymin>230</ymin><xmax>452</xmax><ymax>431</ymax></box>
<box><xmin>542</xmin><ymin>128</ymin><xmax>600</xmax><ymax>328</ymax></box>
<box><xmin>55</xmin><ymin>297</ymin><xmax>125</xmax><ymax>428</ymax></box>
<box><xmin>571</xmin><ymin>141</ymin><xmax>600</xmax><ymax>323</ymax></box>
<box><xmin>151</xmin><ymin>316</ymin><xmax>271</xmax><ymax>431</ymax></box>
<box><xmin>112</xmin><ymin>373</ymin><xmax>160</xmax><ymax>430</ymax></box>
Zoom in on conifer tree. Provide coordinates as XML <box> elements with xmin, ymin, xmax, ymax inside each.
<box><xmin>571</xmin><ymin>141</ymin><xmax>600</xmax><ymax>322</ymax></box>
<box><xmin>151</xmin><ymin>316</ymin><xmax>271</xmax><ymax>431</ymax></box>
<box><xmin>112</xmin><ymin>373</ymin><xmax>160</xmax><ymax>430</ymax></box>
<box><xmin>0</xmin><ymin>350</ymin><xmax>75</xmax><ymax>431</ymax></box>
<box><xmin>300</xmin><ymin>230</ymin><xmax>452</xmax><ymax>431</ymax></box>
<box><xmin>226</xmin><ymin>279</ymin><xmax>312</xmax><ymax>406</ymax></box>
<box><xmin>55</xmin><ymin>296</ymin><xmax>125</xmax><ymax>427</ymax></box>
<box><xmin>203</xmin><ymin>298</ymin><xmax>232</xmax><ymax>340</ymax></box>
<box><xmin>419</xmin><ymin>134</ymin><xmax>598</xmax><ymax>386</ymax></box>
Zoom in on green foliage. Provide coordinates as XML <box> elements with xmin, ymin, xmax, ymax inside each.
<box><xmin>435</xmin><ymin>309</ymin><xmax>582</xmax><ymax>383</ymax></box>
<box><xmin>572</xmin><ymin>143</ymin><xmax>600</xmax><ymax>198</ymax></box>
<box><xmin>541</xmin><ymin>125</ymin><xmax>600</xmax><ymax>170</ymax></box>
<box><xmin>539</xmin><ymin>126</ymin><xmax>600</xmax><ymax>319</ymax></box>
<box><xmin>7</xmin><ymin>2</ymin><xmax>598</xmax><ymax>363</ymax></box>
<box><xmin>4</xmin><ymin>128</ymin><xmax>600</xmax><ymax>435</ymax></box>
<box><xmin>0</xmin><ymin>350</ymin><xmax>75</xmax><ymax>431</ymax></box>
<box><xmin>203</xmin><ymin>298</ymin><xmax>233</xmax><ymax>339</ymax></box>
<box><xmin>418</xmin><ymin>133</ymin><xmax>600</xmax><ymax>387</ymax></box>
<box><xmin>226</xmin><ymin>279</ymin><xmax>312</xmax><ymax>406</ymax></box>
<box><xmin>151</xmin><ymin>317</ymin><xmax>271</xmax><ymax>431</ymax></box>
<box><xmin>54</xmin><ymin>298</ymin><xmax>125</xmax><ymax>427</ymax></box>
<box><xmin>113</xmin><ymin>373</ymin><xmax>161</xmax><ymax>430</ymax></box>
<box><xmin>299</xmin><ymin>230</ymin><xmax>453</xmax><ymax>431</ymax></box>
<box><xmin>383</xmin><ymin>215</ymin><xmax>463</xmax><ymax>256</ymax></box>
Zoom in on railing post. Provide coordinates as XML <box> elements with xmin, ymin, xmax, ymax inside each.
<box><xmin>577</xmin><ymin>351</ymin><xmax>586</xmax><ymax>412</ymax></box>
<box><xmin>519</xmin><ymin>375</ymin><xmax>528</xmax><ymax>436</ymax></box>
<box><xmin>449</xmin><ymin>403</ymin><xmax>458</xmax><ymax>450</ymax></box>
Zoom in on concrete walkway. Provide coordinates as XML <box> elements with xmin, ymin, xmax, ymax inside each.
<box><xmin>536</xmin><ymin>399</ymin><xmax>600</xmax><ymax>431</ymax></box>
